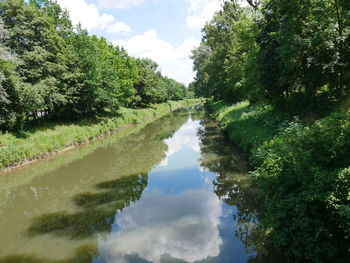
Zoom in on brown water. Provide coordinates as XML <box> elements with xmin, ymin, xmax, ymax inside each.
<box><xmin>0</xmin><ymin>108</ymin><xmax>270</xmax><ymax>263</ymax></box>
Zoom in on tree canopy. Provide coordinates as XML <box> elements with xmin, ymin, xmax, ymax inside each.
<box><xmin>191</xmin><ymin>0</ymin><xmax>350</xmax><ymax>114</ymax></box>
<box><xmin>191</xmin><ymin>0</ymin><xmax>350</xmax><ymax>261</ymax></box>
<box><xmin>0</xmin><ymin>0</ymin><xmax>189</xmax><ymax>130</ymax></box>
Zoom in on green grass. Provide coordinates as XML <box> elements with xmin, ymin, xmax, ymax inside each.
<box><xmin>209</xmin><ymin>100</ymin><xmax>291</xmax><ymax>154</ymax></box>
<box><xmin>0</xmin><ymin>99</ymin><xmax>203</xmax><ymax>171</ymax></box>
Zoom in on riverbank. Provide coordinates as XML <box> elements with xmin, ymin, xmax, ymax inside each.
<box><xmin>207</xmin><ymin>100</ymin><xmax>350</xmax><ymax>262</ymax></box>
<box><xmin>208</xmin><ymin>100</ymin><xmax>290</xmax><ymax>155</ymax></box>
<box><xmin>0</xmin><ymin>99</ymin><xmax>203</xmax><ymax>172</ymax></box>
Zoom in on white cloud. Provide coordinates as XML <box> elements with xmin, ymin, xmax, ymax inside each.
<box><xmin>107</xmin><ymin>22</ymin><xmax>132</xmax><ymax>33</ymax></box>
<box><xmin>99</xmin><ymin>190</ymin><xmax>223</xmax><ymax>263</ymax></box>
<box><xmin>186</xmin><ymin>0</ymin><xmax>223</xmax><ymax>28</ymax></box>
<box><xmin>186</xmin><ymin>15</ymin><xmax>206</xmax><ymax>28</ymax></box>
<box><xmin>113</xmin><ymin>29</ymin><xmax>199</xmax><ymax>84</ymax></box>
<box><xmin>57</xmin><ymin>0</ymin><xmax>131</xmax><ymax>33</ymax></box>
<box><xmin>98</xmin><ymin>0</ymin><xmax>150</xmax><ymax>9</ymax></box>
<box><xmin>186</xmin><ymin>0</ymin><xmax>249</xmax><ymax>29</ymax></box>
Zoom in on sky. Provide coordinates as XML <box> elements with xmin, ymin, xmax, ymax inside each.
<box><xmin>55</xmin><ymin>0</ymin><xmax>229</xmax><ymax>85</ymax></box>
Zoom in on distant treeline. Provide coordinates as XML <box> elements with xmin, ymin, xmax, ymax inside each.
<box><xmin>0</xmin><ymin>0</ymin><xmax>190</xmax><ymax>131</ymax></box>
<box><xmin>190</xmin><ymin>0</ymin><xmax>350</xmax><ymax>115</ymax></box>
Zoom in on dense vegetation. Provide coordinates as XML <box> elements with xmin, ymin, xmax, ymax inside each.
<box><xmin>191</xmin><ymin>0</ymin><xmax>350</xmax><ymax>262</ymax></box>
<box><xmin>0</xmin><ymin>0</ymin><xmax>190</xmax><ymax>131</ymax></box>
<box><xmin>0</xmin><ymin>99</ymin><xmax>201</xmax><ymax>170</ymax></box>
<box><xmin>191</xmin><ymin>0</ymin><xmax>350</xmax><ymax>115</ymax></box>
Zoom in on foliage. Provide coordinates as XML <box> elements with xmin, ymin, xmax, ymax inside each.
<box><xmin>192</xmin><ymin>0</ymin><xmax>350</xmax><ymax>114</ymax></box>
<box><xmin>191</xmin><ymin>1</ymin><xmax>260</xmax><ymax>103</ymax></box>
<box><xmin>194</xmin><ymin>1</ymin><xmax>350</xmax><ymax>261</ymax></box>
<box><xmin>0</xmin><ymin>0</ymin><xmax>188</xmax><ymax>131</ymax></box>
<box><xmin>0</xmin><ymin>18</ymin><xmax>20</xmax><ymax>130</ymax></box>
<box><xmin>0</xmin><ymin>99</ymin><xmax>202</xmax><ymax>170</ymax></box>
<box><xmin>252</xmin><ymin>111</ymin><xmax>350</xmax><ymax>262</ymax></box>
<box><xmin>131</xmin><ymin>58</ymin><xmax>187</xmax><ymax>107</ymax></box>
<box><xmin>210</xmin><ymin>100</ymin><xmax>350</xmax><ymax>262</ymax></box>
<box><xmin>209</xmin><ymin>100</ymin><xmax>290</xmax><ymax>153</ymax></box>
<box><xmin>257</xmin><ymin>0</ymin><xmax>350</xmax><ymax>113</ymax></box>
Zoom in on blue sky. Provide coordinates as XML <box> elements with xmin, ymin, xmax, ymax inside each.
<box><xmin>56</xmin><ymin>0</ymin><xmax>226</xmax><ymax>85</ymax></box>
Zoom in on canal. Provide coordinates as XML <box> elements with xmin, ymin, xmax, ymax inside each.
<box><xmin>0</xmin><ymin>107</ymin><xmax>265</xmax><ymax>263</ymax></box>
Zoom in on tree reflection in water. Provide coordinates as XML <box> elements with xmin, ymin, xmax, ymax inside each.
<box><xmin>1</xmin><ymin>174</ymin><xmax>146</xmax><ymax>263</ymax></box>
<box><xmin>0</xmin><ymin>245</ymin><xmax>98</xmax><ymax>263</ymax></box>
<box><xmin>26</xmin><ymin>173</ymin><xmax>148</xmax><ymax>239</ymax></box>
<box><xmin>198</xmin><ymin>118</ymin><xmax>283</xmax><ymax>262</ymax></box>
<box><xmin>0</xmin><ymin>109</ymin><xmax>191</xmax><ymax>263</ymax></box>
<box><xmin>0</xmin><ymin>108</ymin><xmax>285</xmax><ymax>263</ymax></box>
<box><xmin>24</xmin><ymin>109</ymin><xmax>191</xmax><ymax>241</ymax></box>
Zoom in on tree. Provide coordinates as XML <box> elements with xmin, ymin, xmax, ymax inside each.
<box><xmin>132</xmin><ymin>58</ymin><xmax>165</xmax><ymax>106</ymax></box>
<box><xmin>163</xmin><ymin>77</ymin><xmax>186</xmax><ymax>100</ymax></box>
<box><xmin>257</xmin><ymin>0</ymin><xmax>350</xmax><ymax>113</ymax></box>
<box><xmin>28</xmin><ymin>0</ymin><xmax>73</xmax><ymax>37</ymax></box>
<box><xmin>0</xmin><ymin>0</ymin><xmax>69</xmax><ymax>121</ymax></box>
<box><xmin>0</xmin><ymin>0</ymin><xmax>187</xmax><ymax>130</ymax></box>
<box><xmin>192</xmin><ymin>1</ymin><xmax>260</xmax><ymax>102</ymax></box>
<box><xmin>0</xmin><ymin>18</ymin><xmax>21</xmax><ymax>129</ymax></box>
<box><xmin>191</xmin><ymin>43</ymin><xmax>212</xmax><ymax>98</ymax></box>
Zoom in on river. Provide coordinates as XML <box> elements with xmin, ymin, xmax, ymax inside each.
<box><xmin>0</xmin><ymin>107</ymin><xmax>269</xmax><ymax>263</ymax></box>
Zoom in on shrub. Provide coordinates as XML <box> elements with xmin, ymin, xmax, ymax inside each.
<box><xmin>252</xmin><ymin>111</ymin><xmax>350</xmax><ymax>262</ymax></box>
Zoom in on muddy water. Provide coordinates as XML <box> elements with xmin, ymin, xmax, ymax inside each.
<box><xmin>0</xmin><ymin>108</ymin><xmax>265</xmax><ymax>263</ymax></box>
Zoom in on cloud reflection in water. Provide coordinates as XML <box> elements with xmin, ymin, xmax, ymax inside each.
<box><xmin>98</xmin><ymin>190</ymin><xmax>222</xmax><ymax>263</ymax></box>
<box><xmin>159</xmin><ymin>119</ymin><xmax>201</xmax><ymax>167</ymax></box>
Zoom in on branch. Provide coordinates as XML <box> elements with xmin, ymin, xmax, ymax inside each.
<box><xmin>246</xmin><ymin>0</ymin><xmax>260</xmax><ymax>11</ymax></box>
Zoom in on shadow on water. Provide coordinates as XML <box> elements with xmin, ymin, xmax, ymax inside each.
<box><xmin>0</xmin><ymin>109</ymin><xmax>194</xmax><ymax>263</ymax></box>
<box><xmin>26</xmin><ymin>173</ymin><xmax>148</xmax><ymax>239</ymax></box>
<box><xmin>74</xmin><ymin>173</ymin><xmax>148</xmax><ymax>208</ymax></box>
<box><xmin>24</xmin><ymin>109</ymin><xmax>191</xmax><ymax>240</ymax></box>
<box><xmin>0</xmin><ymin>107</ymin><xmax>284</xmax><ymax>263</ymax></box>
<box><xmin>198</xmin><ymin>118</ymin><xmax>284</xmax><ymax>262</ymax></box>
<box><xmin>198</xmin><ymin>120</ymin><xmax>248</xmax><ymax>176</ymax></box>
<box><xmin>0</xmin><ymin>245</ymin><xmax>98</xmax><ymax>263</ymax></box>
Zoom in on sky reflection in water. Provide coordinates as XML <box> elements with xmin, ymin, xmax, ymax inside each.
<box><xmin>94</xmin><ymin>115</ymin><xmax>251</xmax><ymax>263</ymax></box>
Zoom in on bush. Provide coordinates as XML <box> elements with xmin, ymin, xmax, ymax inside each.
<box><xmin>252</xmin><ymin>111</ymin><xmax>350</xmax><ymax>262</ymax></box>
<box><xmin>210</xmin><ymin>101</ymin><xmax>350</xmax><ymax>262</ymax></box>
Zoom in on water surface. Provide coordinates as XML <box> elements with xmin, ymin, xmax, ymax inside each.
<box><xmin>0</xmin><ymin>108</ymin><xmax>265</xmax><ymax>263</ymax></box>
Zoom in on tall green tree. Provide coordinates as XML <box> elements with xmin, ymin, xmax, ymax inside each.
<box><xmin>132</xmin><ymin>58</ymin><xmax>166</xmax><ymax>106</ymax></box>
<box><xmin>163</xmin><ymin>77</ymin><xmax>187</xmax><ymax>100</ymax></box>
<box><xmin>0</xmin><ymin>0</ymin><xmax>188</xmax><ymax>130</ymax></box>
<box><xmin>0</xmin><ymin>0</ymin><xmax>69</xmax><ymax>120</ymax></box>
<box><xmin>0</xmin><ymin>18</ymin><xmax>21</xmax><ymax>129</ymax></box>
<box><xmin>28</xmin><ymin>0</ymin><xmax>73</xmax><ymax>36</ymax></box>
<box><xmin>192</xmin><ymin>1</ymin><xmax>260</xmax><ymax>102</ymax></box>
<box><xmin>191</xmin><ymin>43</ymin><xmax>212</xmax><ymax>98</ymax></box>
<box><xmin>258</xmin><ymin>0</ymin><xmax>350</xmax><ymax>113</ymax></box>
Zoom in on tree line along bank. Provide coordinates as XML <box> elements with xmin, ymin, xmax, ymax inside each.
<box><xmin>0</xmin><ymin>0</ymin><xmax>192</xmax><ymax>131</ymax></box>
<box><xmin>190</xmin><ymin>1</ymin><xmax>350</xmax><ymax>262</ymax></box>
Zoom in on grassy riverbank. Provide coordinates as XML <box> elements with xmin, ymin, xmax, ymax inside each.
<box><xmin>209</xmin><ymin>100</ymin><xmax>290</xmax><ymax>155</ymax></box>
<box><xmin>208</xmin><ymin>100</ymin><xmax>350</xmax><ymax>262</ymax></box>
<box><xmin>0</xmin><ymin>99</ymin><xmax>203</xmax><ymax>172</ymax></box>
